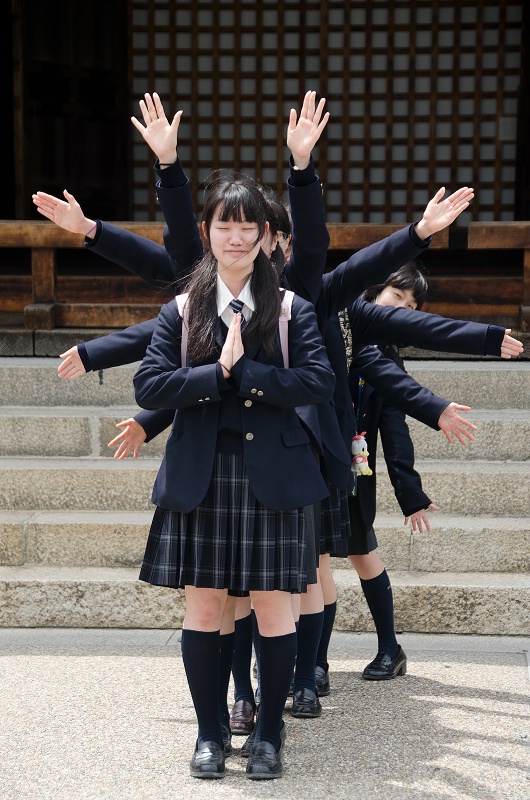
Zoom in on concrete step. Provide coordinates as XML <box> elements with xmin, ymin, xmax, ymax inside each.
<box><xmin>2</xmin><ymin>406</ymin><xmax>528</xmax><ymax>460</ymax></box>
<box><xmin>405</xmin><ymin>360</ymin><xmax>530</xmax><ymax>409</ymax></box>
<box><xmin>0</xmin><ymin>565</ymin><xmax>527</xmax><ymax>634</ymax></box>
<box><xmin>0</xmin><ymin>458</ymin><xmax>527</xmax><ymax>514</ymax></box>
<box><xmin>330</xmin><ymin>514</ymin><xmax>530</xmax><ymax>573</ymax></box>
<box><xmin>2</xmin><ymin>511</ymin><xmax>528</xmax><ymax>573</ymax></box>
<box><xmin>1</xmin><ymin>358</ymin><xmax>528</xmax><ymax>408</ymax></box>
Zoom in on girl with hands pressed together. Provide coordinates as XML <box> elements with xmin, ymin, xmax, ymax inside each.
<box><xmin>133</xmin><ymin>173</ymin><xmax>335</xmax><ymax>782</ymax></box>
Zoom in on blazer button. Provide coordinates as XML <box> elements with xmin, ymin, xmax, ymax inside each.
<box><xmin>245</xmin><ymin>432</ymin><xmax>254</xmax><ymax>441</ymax></box>
<box><xmin>257</xmin><ymin>390</ymin><xmax>264</xmax><ymax>396</ymax></box>
<box><xmin>244</xmin><ymin>400</ymin><xmax>253</xmax><ymax>407</ymax></box>
<box><xmin>198</xmin><ymin>399</ymin><xmax>203</xmax><ymax>403</ymax></box>
<box><xmin>204</xmin><ymin>397</ymin><xmax>210</xmax><ymax>401</ymax></box>
<box><xmin>251</xmin><ymin>388</ymin><xmax>257</xmax><ymax>394</ymax></box>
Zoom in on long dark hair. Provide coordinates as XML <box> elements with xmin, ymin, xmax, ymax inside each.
<box><xmin>362</xmin><ymin>261</ymin><xmax>429</xmax><ymax>309</ymax></box>
<box><xmin>185</xmin><ymin>173</ymin><xmax>281</xmax><ymax>362</ymax></box>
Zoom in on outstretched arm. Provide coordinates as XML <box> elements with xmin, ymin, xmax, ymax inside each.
<box><xmin>319</xmin><ymin>186</ymin><xmax>474</xmax><ymax>318</ymax></box>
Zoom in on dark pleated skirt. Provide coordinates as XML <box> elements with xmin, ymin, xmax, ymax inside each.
<box><xmin>329</xmin><ymin>494</ymin><xmax>378</xmax><ymax>557</ymax></box>
<box><xmin>139</xmin><ymin>453</ymin><xmax>312</xmax><ymax>594</ymax></box>
<box><xmin>318</xmin><ymin>467</ymin><xmax>352</xmax><ymax>555</ymax></box>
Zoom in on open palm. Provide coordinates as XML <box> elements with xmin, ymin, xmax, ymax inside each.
<box><xmin>131</xmin><ymin>92</ymin><xmax>183</xmax><ymax>161</ymax></box>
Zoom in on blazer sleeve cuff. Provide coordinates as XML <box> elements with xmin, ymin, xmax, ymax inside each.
<box><xmin>401</xmin><ymin>498</ymin><xmax>432</xmax><ymax>517</ymax></box>
<box><xmin>409</xmin><ymin>222</ymin><xmax>431</xmax><ymax>249</ymax></box>
<box><xmin>154</xmin><ymin>157</ymin><xmax>188</xmax><ymax>188</ymax></box>
<box><xmin>77</xmin><ymin>343</ymin><xmax>93</xmax><ymax>373</ymax></box>
<box><xmin>83</xmin><ymin>220</ymin><xmax>103</xmax><ymax>248</ymax></box>
<box><xmin>288</xmin><ymin>155</ymin><xmax>317</xmax><ymax>187</ymax></box>
<box><xmin>484</xmin><ymin>325</ymin><xmax>505</xmax><ymax>355</ymax></box>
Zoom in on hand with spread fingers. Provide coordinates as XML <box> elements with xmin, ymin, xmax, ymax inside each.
<box><xmin>404</xmin><ymin>503</ymin><xmax>440</xmax><ymax>533</ymax></box>
<box><xmin>108</xmin><ymin>418</ymin><xmax>147</xmax><ymax>460</ymax></box>
<box><xmin>414</xmin><ymin>186</ymin><xmax>474</xmax><ymax>240</ymax></box>
<box><xmin>437</xmin><ymin>402</ymin><xmax>478</xmax><ymax>445</ymax></box>
<box><xmin>131</xmin><ymin>91</ymin><xmax>183</xmax><ymax>166</ymax></box>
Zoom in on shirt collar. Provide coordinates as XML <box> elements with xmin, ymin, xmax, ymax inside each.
<box><xmin>216</xmin><ymin>274</ymin><xmax>255</xmax><ymax>317</ymax></box>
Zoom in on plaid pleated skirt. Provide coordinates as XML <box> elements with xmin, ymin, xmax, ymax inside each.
<box><xmin>139</xmin><ymin>452</ymin><xmax>311</xmax><ymax>594</ymax></box>
<box><xmin>318</xmin><ymin>464</ymin><xmax>352</xmax><ymax>555</ymax></box>
<box><xmin>329</xmin><ymin>494</ymin><xmax>378</xmax><ymax>557</ymax></box>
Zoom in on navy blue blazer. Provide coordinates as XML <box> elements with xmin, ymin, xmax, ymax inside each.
<box><xmin>351</xmin><ymin>344</ymin><xmax>432</xmax><ymax>532</ymax></box>
<box><xmin>133</xmin><ymin>295</ymin><xmax>336</xmax><ymax>512</ymax></box>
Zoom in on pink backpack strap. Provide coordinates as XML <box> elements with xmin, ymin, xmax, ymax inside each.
<box><xmin>279</xmin><ymin>290</ymin><xmax>294</xmax><ymax>368</ymax></box>
<box><xmin>175</xmin><ymin>293</ymin><xmax>189</xmax><ymax>366</ymax></box>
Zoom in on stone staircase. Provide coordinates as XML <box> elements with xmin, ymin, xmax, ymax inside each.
<box><xmin>0</xmin><ymin>357</ymin><xmax>528</xmax><ymax>633</ymax></box>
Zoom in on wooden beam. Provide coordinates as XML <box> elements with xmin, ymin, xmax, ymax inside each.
<box><xmin>327</xmin><ymin>224</ymin><xmax>449</xmax><ymax>249</ymax></box>
<box><xmin>468</xmin><ymin>222</ymin><xmax>530</xmax><ymax>248</ymax></box>
<box><xmin>53</xmin><ymin>304</ymin><xmax>159</xmax><ymax>328</ymax></box>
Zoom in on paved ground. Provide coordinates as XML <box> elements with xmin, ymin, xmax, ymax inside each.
<box><xmin>0</xmin><ymin>629</ymin><xmax>529</xmax><ymax>800</ymax></box>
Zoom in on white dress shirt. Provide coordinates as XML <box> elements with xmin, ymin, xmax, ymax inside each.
<box><xmin>216</xmin><ymin>274</ymin><xmax>255</xmax><ymax>328</ymax></box>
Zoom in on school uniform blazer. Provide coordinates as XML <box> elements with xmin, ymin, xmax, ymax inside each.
<box><xmin>351</xmin><ymin>345</ymin><xmax>433</xmax><ymax>533</ymax></box>
<box><xmin>133</xmin><ymin>295</ymin><xmax>336</xmax><ymax>513</ymax></box>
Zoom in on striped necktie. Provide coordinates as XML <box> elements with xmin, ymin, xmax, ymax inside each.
<box><xmin>229</xmin><ymin>298</ymin><xmax>247</xmax><ymax>330</ymax></box>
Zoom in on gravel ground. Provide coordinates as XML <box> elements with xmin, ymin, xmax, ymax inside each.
<box><xmin>0</xmin><ymin>629</ymin><xmax>528</xmax><ymax>800</ymax></box>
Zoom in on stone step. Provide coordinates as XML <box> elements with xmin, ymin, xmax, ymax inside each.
<box><xmin>1</xmin><ymin>406</ymin><xmax>528</xmax><ymax>460</ymax></box>
<box><xmin>0</xmin><ymin>565</ymin><xmax>527</xmax><ymax>634</ymax></box>
<box><xmin>2</xmin><ymin>511</ymin><xmax>528</xmax><ymax>573</ymax></box>
<box><xmin>1</xmin><ymin>358</ymin><xmax>528</xmax><ymax>408</ymax></box>
<box><xmin>332</xmin><ymin>569</ymin><xmax>530</xmax><ymax>636</ymax></box>
<box><xmin>0</xmin><ymin>458</ymin><xmax>527</xmax><ymax>514</ymax></box>
<box><xmin>330</xmin><ymin>514</ymin><xmax>530</xmax><ymax>573</ymax></box>
<box><xmin>404</xmin><ymin>360</ymin><xmax>530</xmax><ymax>409</ymax></box>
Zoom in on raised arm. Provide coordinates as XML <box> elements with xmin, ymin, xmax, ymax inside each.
<box><xmin>283</xmin><ymin>90</ymin><xmax>330</xmax><ymax>305</ymax></box>
<box><xmin>132</xmin><ymin>92</ymin><xmax>203</xmax><ymax>285</ymax></box>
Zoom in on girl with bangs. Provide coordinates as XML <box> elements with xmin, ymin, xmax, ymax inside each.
<box><xmin>132</xmin><ymin>173</ymin><xmax>335</xmax><ymax>781</ymax></box>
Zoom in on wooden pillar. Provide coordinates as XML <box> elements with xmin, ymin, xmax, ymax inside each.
<box><xmin>24</xmin><ymin>248</ymin><xmax>57</xmax><ymax>329</ymax></box>
<box><xmin>521</xmin><ymin>249</ymin><xmax>530</xmax><ymax>331</ymax></box>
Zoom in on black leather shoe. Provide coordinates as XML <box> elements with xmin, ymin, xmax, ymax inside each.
<box><xmin>189</xmin><ymin>740</ymin><xmax>225</xmax><ymax>779</ymax></box>
<box><xmin>315</xmin><ymin>664</ymin><xmax>330</xmax><ymax>696</ymax></box>
<box><xmin>240</xmin><ymin>728</ymin><xmax>255</xmax><ymax>758</ymax></box>
<box><xmin>362</xmin><ymin>646</ymin><xmax>407</xmax><ymax>680</ymax></box>
<box><xmin>245</xmin><ymin>724</ymin><xmax>286</xmax><ymax>780</ymax></box>
<box><xmin>229</xmin><ymin>699</ymin><xmax>255</xmax><ymax>735</ymax></box>
<box><xmin>291</xmin><ymin>687</ymin><xmax>322</xmax><ymax>718</ymax></box>
<box><xmin>221</xmin><ymin>725</ymin><xmax>233</xmax><ymax>756</ymax></box>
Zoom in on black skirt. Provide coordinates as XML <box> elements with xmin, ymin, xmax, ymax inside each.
<box><xmin>139</xmin><ymin>453</ymin><xmax>313</xmax><ymax>594</ymax></box>
<box><xmin>318</xmin><ymin>461</ymin><xmax>352</xmax><ymax>555</ymax></box>
<box><xmin>330</xmin><ymin>494</ymin><xmax>378</xmax><ymax>557</ymax></box>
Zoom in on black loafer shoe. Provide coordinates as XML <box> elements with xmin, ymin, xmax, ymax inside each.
<box><xmin>246</xmin><ymin>725</ymin><xmax>286</xmax><ymax>781</ymax></box>
<box><xmin>240</xmin><ymin>728</ymin><xmax>255</xmax><ymax>758</ymax></box>
<box><xmin>315</xmin><ymin>664</ymin><xmax>330</xmax><ymax>696</ymax></box>
<box><xmin>229</xmin><ymin>699</ymin><xmax>255</xmax><ymax>735</ymax></box>
<box><xmin>221</xmin><ymin>725</ymin><xmax>233</xmax><ymax>756</ymax></box>
<box><xmin>190</xmin><ymin>740</ymin><xmax>225</xmax><ymax>779</ymax></box>
<box><xmin>291</xmin><ymin>687</ymin><xmax>322</xmax><ymax>718</ymax></box>
<box><xmin>362</xmin><ymin>646</ymin><xmax>407</xmax><ymax>680</ymax></box>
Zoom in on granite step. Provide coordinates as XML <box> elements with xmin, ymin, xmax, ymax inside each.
<box><xmin>1</xmin><ymin>407</ymin><xmax>528</xmax><ymax>460</ymax></box>
<box><xmin>0</xmin><ymin>565</ymin><xmax>527</xmax><ymax>634</ymax></box>
<box><xmin>2</xmin><ymin>511</ymin><xmax>528</xmax><ymax>573</ymax></box>
<box><xmin>0</xmin><ymin>458</ymin><xmax>527</xmax><ymax>515</ymax></box>
<box><xmin>1</xmin><ymin>358</ymin><xmax>528</xmax><ymax>408</ymax></box>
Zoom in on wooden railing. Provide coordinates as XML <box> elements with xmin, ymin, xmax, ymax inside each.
<box><xmin>1</xmin><ymin>220</ymin><xmax>528</xmax><ymax>330</ymax></box>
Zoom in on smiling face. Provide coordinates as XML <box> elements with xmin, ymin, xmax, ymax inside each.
<box><xmin>375</xmin><ymin>285</ymin><xmax>418</xmax><ymax>310</ymax></box>
<box><xmin>202</xmin><ymin>206</ymin><xmax>269</xmax><ymax>277</ymax></box>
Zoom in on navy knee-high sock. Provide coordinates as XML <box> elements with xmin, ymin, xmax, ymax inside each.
<box><xmin>316</xmin><ymin>601</ymin><xmax>336</xmax><ymax>669</ymax></box>
<box><xmin>231</xmin><ymin>614</ymin><xmax>255</xmax><ymax>705</ymax></box>
<box><xmin>219</xmin><ymin>631</ymin><xmax>235</xmax><ymax>729</ymax></box>
<box><xmin>181</xmin><ymin>629</ymin><xmax>223</xmax><ymax>748</ymax></box>
<box><xmin>294</xmin><ymin>611</ymin><xmax>324</xmax><ymax>692</ymax></box>
<box><xmin>360</xmin><ymin>570</ymin><xmax>398</xmax><ymax>657</ymax></box>
<box><xmin>255</xmin><ymin>632</ymin><xmax>297</xmax><ymax>749</ymax></box>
